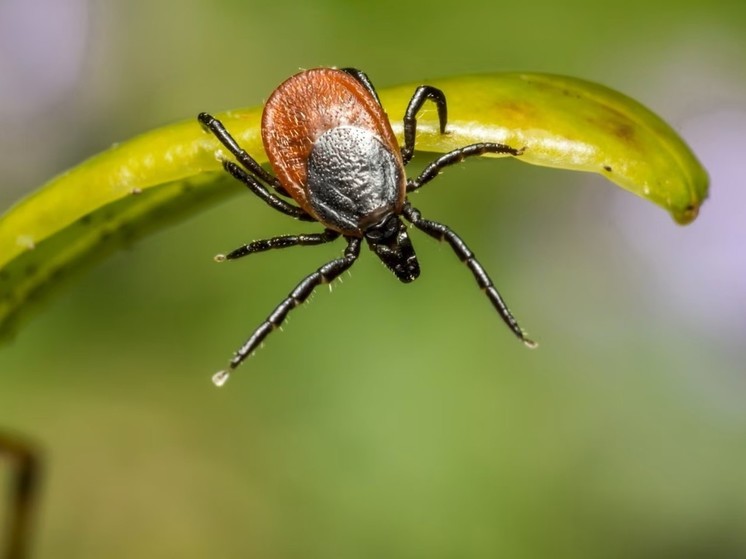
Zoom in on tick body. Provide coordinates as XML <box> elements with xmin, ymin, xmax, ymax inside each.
<box><xmin>264</xmin><ymin>70</ymin><xmax>406</xmax><ymax>237</ymax></box>
<box><xmin>199</xmin><ymin>67</ymin><xmax>535</xmax><ymax>385</ymax></box>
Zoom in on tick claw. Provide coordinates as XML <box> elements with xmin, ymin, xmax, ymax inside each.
<box><xmin>522</xmin><ymin>337</ymin><xmax>538</xmax><ymax>349</ymax></box>
<box><xmin>212</xmin><ymin>369</ymin><xmax>231</xmax><ymax>387</ymax></box>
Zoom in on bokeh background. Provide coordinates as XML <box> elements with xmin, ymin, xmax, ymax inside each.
<box><xmin>1</xmin><ymin>0</ymin><xmax>745</xmax><ymax>557</ymax></box>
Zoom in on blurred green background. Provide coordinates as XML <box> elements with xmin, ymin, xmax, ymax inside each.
<box><xmin>1</xmin><ymin>0</ymin><xmax>745</xmax><ymax>557</ymax></box>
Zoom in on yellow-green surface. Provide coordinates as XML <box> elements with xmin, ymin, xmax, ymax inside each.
<box><xmin>1</xmin><ymin>1</ymin><xmax>743</xmax><ymax>559</ymax></box>
<box><xmin>0</xmin><ymin>73</ymin><xmax>707</xmax><ymax>340</ymax></box>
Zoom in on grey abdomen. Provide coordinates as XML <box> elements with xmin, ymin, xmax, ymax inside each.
<box><xmin>306</xmin><ymin>126</ymin><xmax>402</xmax><ymax>234</ymax></box>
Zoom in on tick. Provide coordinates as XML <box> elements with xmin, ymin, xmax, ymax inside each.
<box><xmin>198</xmin><ymin>67</ymin><xmax>536</xmax><ymax>386</ymax></box>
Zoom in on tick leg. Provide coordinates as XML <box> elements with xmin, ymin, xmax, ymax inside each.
<box><xmin>223</xmin><ymin>161</ymin><xmax>315</xmax><ymax>221</ymax></box>
<box><xmin>1</xmin><ymin>432</ymin><xmax>41</xmax><ymax>559</ymax></box>
<box><xmin>407</xmin><ymin>143</ymin><xmax>524</xmax><ymax>193</ymax></box>
<box><xmin>401</xmin><ymin>85</ymin><xmax>448</xmax><ymax>165</ymax></box>
<box><xmin>402</xmin><ymin>204</ymin><xmax>536</xmax><ymax>348</ymax></box>
<box><xmin>217</xmin><ymin>237</ymin><xmax>362</xmax><ymax>377</ymax></box>
<box><xmin>340</xmin><ymin>67</ymin><xmax>383</xmax><ymax>107</ymax></box>
<box><xmin>197</xmin><ymin>112</ymin><xmax>289</xmax><ymax>196</ymax></box>
<box><xmin>216</xmin><ymin>229</ymin><xmax>340</xmax><ymax>261</ymax></box>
